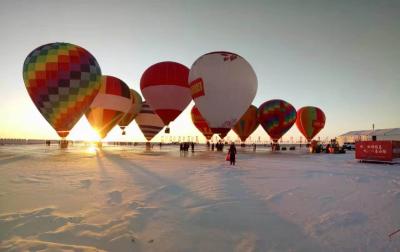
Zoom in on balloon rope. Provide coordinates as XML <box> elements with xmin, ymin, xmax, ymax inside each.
<box><xmin>389</xmin><ymin>229</ymin><xmax>400</xmax><ymax>239</ymax></box>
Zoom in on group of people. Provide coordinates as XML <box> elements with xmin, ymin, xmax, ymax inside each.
<box><xmin>207</xmin><ymin>141</ymin><xmax>225</xmax><ymax>151</ymax></box>
<box><xmin>180</xmin><ymin>142</ymin><xmax>195</xmax><ymax>152</ymax></box>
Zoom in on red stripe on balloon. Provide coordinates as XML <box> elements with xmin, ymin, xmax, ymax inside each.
<box><xmin>155</xmin><ymin>109</ymin><xmax>181</xmax><ymax>125</ymax></box>
<box><xmin>140</xmin><ymin>62</ymin><xmax>189</xmax><ymax>89</ymax></box>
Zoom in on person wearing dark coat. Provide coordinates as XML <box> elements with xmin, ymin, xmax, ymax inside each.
<box><xmin>228</xmin><ymin>143</ymin><xmax>237</xmax><ymax>165</ymax></box>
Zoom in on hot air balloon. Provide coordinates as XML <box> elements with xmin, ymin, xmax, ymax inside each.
<box><xmin>135</xmin><ymin>101</ymin><xmax>165</xmax><ymax>141</ymax></box>
<box><xmin>296</xmin><ymin>106</ymin><xmax>326</xmax><ymax>142</ymax></box>
<box><xmin>258</xmin><ymin>99</ymin><xmax>297</xmax><ymax>143</ymax></box>
<box><xmin>85</xmin><ymin>76</ymin><xmax>131</xmax><ymax>139</ymax></box>
<box><xmin>140</xmin><ymin>62</ymin><xmax>192</xmax><ymax>131</ymax></box>
<box><xmin>118</xmin><ymin>89</ymin><xmax>143</xmax><ymax>135</ymax></box>
<box><xmin>23</xmin><ymin>42</ymin><xmax>102</xmax><ymax>138</ymax></box>
<box><xmin>233</xmin><ymin>105</ymin><xmax>259</xmax><ymax>142</ymax></box>
<box><xmin>189</xmin><ymin>51</ymin><xmax>257</xmax><ymax>137</ymax></box>
<box><xmin>191</xmin><ymin>105</ymin><xmax>214</xmax><ymax>140</ymax></box>
<box><xmin>219</xmin><ymin>130</ymin><xmax>229</xmax><ymax>139</ymax></box>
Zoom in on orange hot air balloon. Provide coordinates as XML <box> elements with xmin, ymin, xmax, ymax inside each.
<box><xmin>191</xmin><ymin>106</ymin><xmax>213</xmax><ymax>140</ymax></box>
<box><xmin>296</xmin><ymin>106</ymin><xmax>326</xmax><ymax>142</ymax></box>
<box><xmin>118</xmin><ymin>89</ymin><xmax>143</xmax><ymax>135</ymax></box>
<box><xmin>140</xmin><ymin>62</ymin><xmax>192</xmax><ymax>128</ymax></box>
<box><xmin>233</xmin><ymin>105</ymin><xmax>259</xmax><ymax>142</ymax></box>
<box><xmin>85</xmin><ymin>76</ymin><xmax>132</xmax><ymax>139</ymax></box>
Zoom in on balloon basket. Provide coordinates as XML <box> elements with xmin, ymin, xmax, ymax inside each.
<box><xmin>122</xmin><ymin>131</ymin><xmax>126</xmax><ymax>135</ymax></box>
<box><xmin>271</xmin><ymin>143</ymin><xmax>280</xmax><ymax>151</ymax></box>
<box><xmin>96</xmin><ymin>142</ymin><xmax>103</xmax><ymax>148</ymax></box>
<box><xmin>59</xmin><ymin>139</ymin><xmax>69</xmax><ymax>149</ymax></box>
<box><xmin>165</xmin><ymin>127</ymin><xmax>170</xmax><ymax>134</ymax></box>
<box><xmin>145</xmin><ymin>142</ymin><xmax>151</xmax><ymax>150</ymax></box>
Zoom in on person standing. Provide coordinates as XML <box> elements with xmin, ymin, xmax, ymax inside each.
<box><xmin>228</xmin><ymin>143</ymin><xmax>237</xmax><ymax>165</ymax></box>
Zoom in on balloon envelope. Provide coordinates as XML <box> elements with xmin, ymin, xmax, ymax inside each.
<box><xmin>85</xmin><ymin>76</ymin><xmax>131</xmax><ymax>139</ymax></box>
<box><xmin>23</xmin><ymin>42</ymin><xmax>102</xmax><ymax>138</ymax></box>
<box><xmin>191</xmin><ymin>106</ymin><xmax>214</xmax><ymax>140</ymax></box>
<box><xmin>258</xmin><ymin>99</ymin><xmax>296</xmax><ymax>142</ymax></box>
<box><xmin>233</xmin><ymin>105</ymin><xmax>259</xmax><ymax>142</ymax></box>
<box><xmin>296</xmin><ymin>106</ymin><xmax>326</xmax><ymax>142</ymax></box>
<box><xmin>118</xmin><ymin>89</ymin><xmax>143</xmax><ymax>132</ymax></box>
<box><xmin>218</xmin><ymin>130</ymin><xmax>230</xmax><ymax>139</ymax></box>
<box><xmin>140</xmin><ymin>61</ymin><xmax>191</xmax><ymax>125</ymax></box>
<box><xmin>189</xmin><ymin>51</ymin><xmax>257</xmax><ymax>135</ymax></box>
<box><xmin>135</xmin><ymin>101</ymin><xmax>165</xmax><ymax>141</ymax></box>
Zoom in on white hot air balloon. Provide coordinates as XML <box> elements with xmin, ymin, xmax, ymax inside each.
<box><xmin>189</xmin><ymin>51</ymin><xmax>257</xmax><ymax>136</ymax></box>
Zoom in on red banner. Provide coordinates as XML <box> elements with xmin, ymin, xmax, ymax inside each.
<box><xmin>189</xmin><ymin>78</ymin><xmax>205</xmax><ymax>99</ymax></box>
<box><xmin>355</xmin><ymin>141</ymin><xmax>393</xmax><ymax>161</ymax></box>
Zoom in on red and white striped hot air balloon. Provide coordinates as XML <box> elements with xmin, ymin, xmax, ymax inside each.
<box><xmin>135</xmin><ymin>101</ymin><xmax>165</xmax><ymax>141</ymax></box>
<box><xmin>140</xmin><ymin>61</ymin><xmax>192</xmax><ymax>132</ymax></box>
<box><xmin>85</xmin><ymin>76</ymin><xmax>132</xmax><ymax>139</ymax></box>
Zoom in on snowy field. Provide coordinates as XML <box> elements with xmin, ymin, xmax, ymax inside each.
<box><xmin>1</xmin><ymin>144</ymin><xmax>400</xmax><ymax>251</ymax></box>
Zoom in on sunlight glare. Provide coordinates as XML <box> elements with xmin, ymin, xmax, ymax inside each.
<box><xmin>86</xmin><ymin>143</ymin><xmax>98</xmax><ymax>154</ymax></box>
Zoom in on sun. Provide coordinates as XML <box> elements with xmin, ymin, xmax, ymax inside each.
<box><xmin>68</xmin><ymin>118</ymin><xmax>101</xmax><ymax>142</ymax></box>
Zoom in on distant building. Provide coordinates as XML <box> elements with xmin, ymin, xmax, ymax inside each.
<box><xmin>337</xmin><ymin>128</ymin><xmax>400</xmax><ymax>145</ymax></box>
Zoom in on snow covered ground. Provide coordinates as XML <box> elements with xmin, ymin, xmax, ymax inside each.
<box><xmin>1</xmin><ymin>144</ymin><xmax>400</xmax><ymax>251</ymax></box>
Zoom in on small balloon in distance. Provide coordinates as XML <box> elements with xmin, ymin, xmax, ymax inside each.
<box><xmin>296</xmin><ymin>106</ymin><xmax>326</xmax><ymax>142</ymax></box>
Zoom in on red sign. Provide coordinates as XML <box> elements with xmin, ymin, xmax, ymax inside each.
<box><xmin>355</xmin><ymin>141</ymin><xmax>393</xmax><ymax>161</ymax></box>
<box><xmin>189</xmin><ymin>78</ymin><xmax>205</xmax><ymax>99</ymax></box>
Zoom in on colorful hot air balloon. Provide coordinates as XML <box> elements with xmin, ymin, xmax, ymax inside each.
<box><xmin>296</xmin><ymin>106</ymin><xmax>326</xmax><ymax>142</ymax></box>
<box><xmin>118</xmin><ymin>89</ymin><xmax>143</xmax><ymax>135</ymax></box>
<box><xmin>135</xmin><ymin>101</ymin><xmax>165</xmax><ymax>141</ymax></box>
<box><xmin>258</xmin><ymin>99</ymin><xmax>297</xmax><ymax>143</ymax></box>
<box><xmin>189</xmin><ymin>51</ymin><xmax>257</xmax><ymax>137</ymax></box>
<box><xmin>233</xmin><ymin>105</ymin><xmax>259</xmax><ymax>142</ymax></box>
<box><xmin>140</xmin><ymin>62</ymin><xmax>192</xmax><ymax>128</ymax></box>
<box><xmin>191</xmin><ymin>105</ymin><xmax>214</xmax><ymax>140</ymax></box>
<box><xmin>85</xmin><ymin>76</ymin><xmax>131</xmax><ymax>139</ymax></box>
<box><xmin>23</xmin><ymin>42</ymin><xmax>102</xmax><ymax>138</ymax></box>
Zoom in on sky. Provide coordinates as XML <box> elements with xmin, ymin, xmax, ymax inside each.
<box><xmin>0</xmin><ymin>0</ymin><xmax>399</xmax><ymax>143</ymax></box>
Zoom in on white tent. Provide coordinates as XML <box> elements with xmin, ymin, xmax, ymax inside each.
<box><xmin>337</xmin><ymin>128</ymin><xmax>400</xmax><ymax>145</ymax></box>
